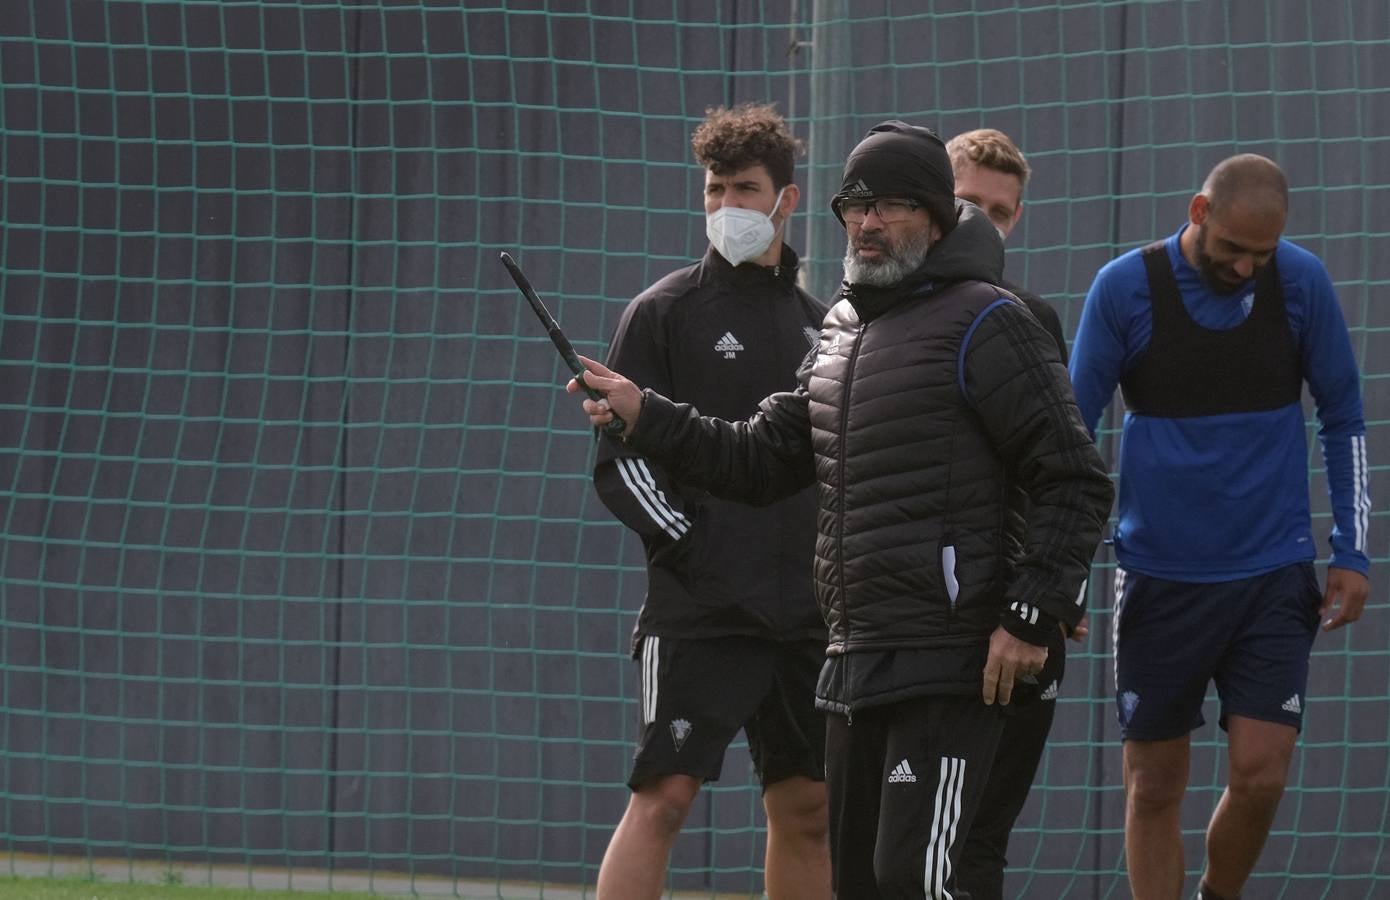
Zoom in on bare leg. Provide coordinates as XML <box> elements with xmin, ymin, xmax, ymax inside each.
<box><xmin>1124</xmin><ymin>735</ymin><xmax>1191</xmax><ymax>900</ymax></box>
<box><xmin>596</xmin><ymin>774</ymin><xmax>701</xmax><ymax>900</ymax></box>
<box><xmin>1202</xmin><ymin>715</ymin><xmax>1297</xmax><ymax>897</ymax></box>
<box><xmin>762</xmin><ymin>775</ymin><xmax>831</xmax><ymax>900</ymax></box>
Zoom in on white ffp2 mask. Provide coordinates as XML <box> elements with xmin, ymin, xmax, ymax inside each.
<box><xmin>706</xmin><ymin>187</ymin><xmax>786</xmax><ymax>266</ymax></box>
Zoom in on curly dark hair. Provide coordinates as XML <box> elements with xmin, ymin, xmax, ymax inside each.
<box><xmin>690</xmin><ymin>103</ymin><xmax>802</xmax><ymax>188</ymax></box>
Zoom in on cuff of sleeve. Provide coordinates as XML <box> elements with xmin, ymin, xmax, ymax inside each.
<box><xmin>1000</xmin><ymin>603</ymin><xmax>1058</xmax><ymax>647</ymax></box>
<box><xmin>620</xmin><ymin>389</ymin><xmax>651</xmax><ymax>444</ymax></box>
<box><xmin>626</xmin><ymin>388</ymin><xmax>656</xmax><ymax>437</ymax></box>
<box><xmin>1328</xmin><ymin>554</ymin><xmax>1370</xmax><ymax>577</ymax></box>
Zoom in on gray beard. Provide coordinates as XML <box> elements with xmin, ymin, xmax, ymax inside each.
<box><xmin>842</xmin><ymin>232</ymin><xmax>933</xmax><ymax>287</ymax></box>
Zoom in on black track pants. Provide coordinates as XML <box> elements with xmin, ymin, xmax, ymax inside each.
<box><xmin>825</xmin><ymin>695</ymin><xmax>1007</xmax><ymax>899</ymax></box>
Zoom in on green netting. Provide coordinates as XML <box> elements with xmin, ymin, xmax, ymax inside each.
<box><xmin>1</xmin><ymin>1</ymin><xmax>1387</xmax><ymax>897</ymax></box>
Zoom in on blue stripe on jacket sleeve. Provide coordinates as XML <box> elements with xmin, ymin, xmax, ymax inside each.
<box><xmin>957</xmin><ymin>297</ymin><xmax>1016</xmax><ymax>407</ymax></box>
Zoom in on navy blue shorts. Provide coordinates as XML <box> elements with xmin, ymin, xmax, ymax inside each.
<box><xmin>1112</xmin><ymin>562</ymin><xmax>1322</xmax><ymax>741</ymax></box>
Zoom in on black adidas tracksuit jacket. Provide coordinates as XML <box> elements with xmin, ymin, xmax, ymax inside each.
<box><xmin>594</xmin><ymin>245</ymin><xmax>828</xmax><ymax>655</ymax></box>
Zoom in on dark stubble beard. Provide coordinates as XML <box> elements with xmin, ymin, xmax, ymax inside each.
<box><xmin>842</xmin><ymin>224</ymin><xmax>935</xmax><ymax>287</ymax></box>
<box><xmin>1193</xmin><ymin>222</ymin><xmax>1247</xmax><ymax>296</ymax></box>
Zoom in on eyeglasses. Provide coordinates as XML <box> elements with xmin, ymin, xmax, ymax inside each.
<box><xmin>835</xmin><ymin>197</ymin><xmax>922</xmax><ymax>225</ymax></box>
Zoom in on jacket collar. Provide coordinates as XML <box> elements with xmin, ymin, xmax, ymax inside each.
<box><xmin>701</xmin><ymin>243</ymin><xmax>801</xmax><ymax>289</ymax></box>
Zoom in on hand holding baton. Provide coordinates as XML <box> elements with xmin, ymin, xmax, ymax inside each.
<box><xmin>499</xmin><ymin>252</ymin><xmax>627</xmax><ymax>436</ymax></box>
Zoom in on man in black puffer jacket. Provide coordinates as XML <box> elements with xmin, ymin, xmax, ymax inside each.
<box><xmin>571</xmin><ymin>121</ymin><xmax>1114</xmax><ymax>899</ymax></box>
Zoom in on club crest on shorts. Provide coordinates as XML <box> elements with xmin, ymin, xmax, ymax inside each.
<box><xmin>1120</xmin><ymin>690</ymin><xmax>1140</xmax><ymax>726</ymax></box>
<box><xmin>669</xmin><ymin>718</ymin><xmax>693</xmax><ymax>752</ymax></box>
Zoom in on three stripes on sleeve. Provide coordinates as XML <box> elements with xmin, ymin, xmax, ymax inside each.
<box><xmin>616</xmin><ymin>457</ymin><xmax>691</xmax><ymax>541</ymax></box>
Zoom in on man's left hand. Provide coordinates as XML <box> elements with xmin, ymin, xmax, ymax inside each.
<box><xmin>1321</xmin><ymin>567</ymin><xmax>1370</xmax><ymax>631</ymax></box>
<box><xmin>982</xmin><ymin>626</ymin><xmax>1048</xmax><ymax>706</ymax></box>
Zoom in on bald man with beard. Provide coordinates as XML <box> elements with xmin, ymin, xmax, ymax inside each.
<box><xmin>1070</xmin><ymin>154</ymin><xmax>1370</xmax><ymax>900</ymax></box>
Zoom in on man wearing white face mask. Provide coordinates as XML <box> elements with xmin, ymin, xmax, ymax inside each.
<box><xmin>589</xmin><ymin>103</ymin><xmax>830</xmax><ymax>899</ymax></box>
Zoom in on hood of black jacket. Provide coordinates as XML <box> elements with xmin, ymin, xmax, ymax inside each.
<box><xmin>840</xmin><ymin>199</ymin><xmax>1004</xmax><ymax>321</ymax></box>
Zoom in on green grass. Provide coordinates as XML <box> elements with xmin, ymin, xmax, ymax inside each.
<box><xmin>0</xmin><ymin>876</ymin><xmax>390</xmax><ymax>900</ymax></box>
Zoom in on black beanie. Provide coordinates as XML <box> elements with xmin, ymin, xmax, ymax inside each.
<box><xmin>831</xmin><ymin>121</ymin><xmax>957</xmax><ymax>232</ymax></box>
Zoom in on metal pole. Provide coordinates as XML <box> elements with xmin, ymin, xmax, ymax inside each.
<box><xmin>787</xmin><ymin>0</ymin><xmax>813</xmax><ymax>267</ymax></box>
<box><xmin>804</xmin><ymin>0</ymin><xmax>852</xmax><ymax>300</ymax></box>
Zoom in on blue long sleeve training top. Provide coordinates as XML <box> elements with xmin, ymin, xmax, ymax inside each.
<box><xmin>1069</xmin><ymin>226</ymin><xmax>1369</xmax><ymax>582</ymax></box>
